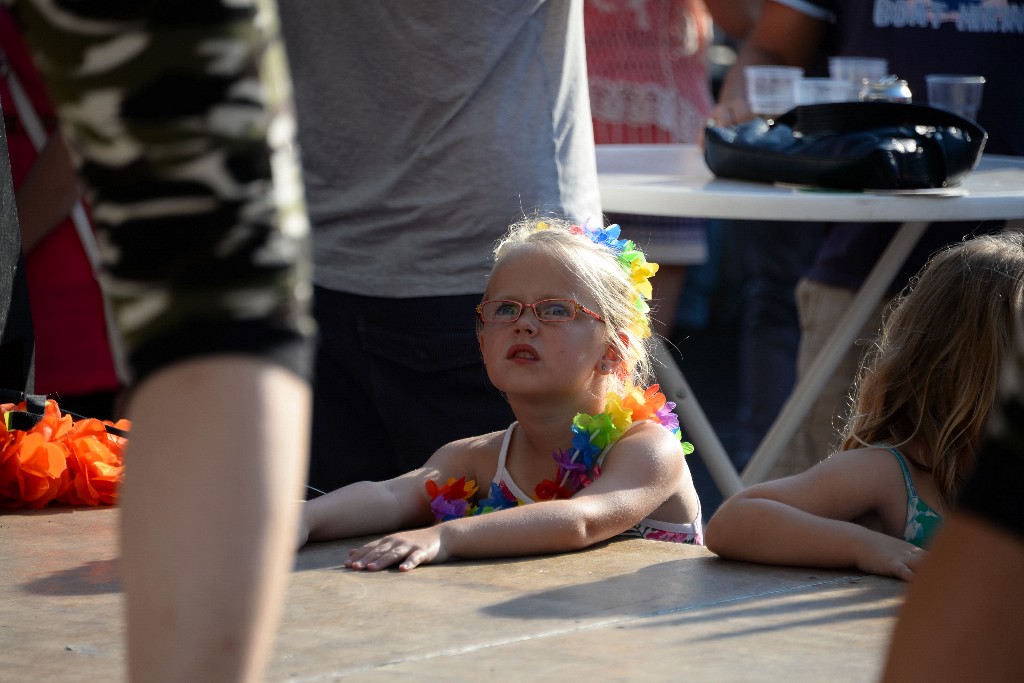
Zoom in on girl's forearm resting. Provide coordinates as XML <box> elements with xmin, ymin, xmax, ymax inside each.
<box><xmin>707</xmin><ymin>497</ymin><xmax>889</xmax><ymax>571</ymax></box>
<box><xmin>304</xmin><ymin>481</ymin><xmax>420</xmax><ymax>543</ymax></box>
<box><xmin>440</xmin><ymin>497</ymin><xmax>618</xmax><ymax>561</ymax></box>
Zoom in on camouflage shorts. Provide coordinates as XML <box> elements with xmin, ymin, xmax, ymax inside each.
<box><xmin>14</xmin><ymin>0</ymin><xmax>313</xmax><ymax>382</ymax></box>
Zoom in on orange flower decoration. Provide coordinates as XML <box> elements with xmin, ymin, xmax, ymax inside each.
<box><xmin>621</xmin><ymin>384</ymin><xmax>668</xmax><ymax>423</ymax></box>
<box><xmin>0</xmin><ymin>429</ymin><xmax>70</xmax><ymax>508</ymax></box>
<box><xmin>62</xmin><ymin>418</ymin><xmax>127</xmax><ymax>506</ymax></box>
<box><xmin>424</xmin><ymin>476</ymin><xmax>478</xmax><ymax>502</ymax></box>
<box><xmin>0</xmin><ymin>400</ymin><xmax>129</xmax><ymax>508</ymax></box>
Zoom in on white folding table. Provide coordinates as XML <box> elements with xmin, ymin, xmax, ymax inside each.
<box><xmin>596</xmin><ymin>144</ymin><xmax>1024</xmax><ymax>496</ymax></box>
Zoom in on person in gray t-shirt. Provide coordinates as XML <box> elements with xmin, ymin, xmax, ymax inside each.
<box><xmin>280</xmin><ymin>2</ymin><xmax>602</xmax><ymax>493</ymax></box>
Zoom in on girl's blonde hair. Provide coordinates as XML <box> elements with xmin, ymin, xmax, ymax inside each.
<box><xmin>487</xmin><ymin>215</ymin><xmax>656</xmax><ymax>391</ymax></box>
<box><xmin>842</xmin><ymin>229</ymin><xmax>1024</xmax><ymax>501</ymax></box>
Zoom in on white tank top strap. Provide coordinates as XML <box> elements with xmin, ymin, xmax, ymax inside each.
<box><xmin>494</xmin><ymin>421</ymin><xmax>517</xmax><ymax>472</ymax></box>
<box><xmin>491</xmin><ymin>422</ymin><xmax>535</xmax><ymax>505</ymax></box>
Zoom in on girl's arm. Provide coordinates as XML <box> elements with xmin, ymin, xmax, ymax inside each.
<box><xmin>705</xmin><ymin>450</ymin><xmax>926</xmax><ymax>581</ymax></box>
<box><xmin>299</xmin><ymin>476</ymin><xmax>428</xmax><ymax>547</ymax></box>
<box><xmin>347</xmin><ymin>422</ymin><xmax>686</xmax><ymax>571</ymax></box>
<box><xmin>298</xmin><ymin>440</ymin><xmax>481</xmax><ymax>547</ymax></box>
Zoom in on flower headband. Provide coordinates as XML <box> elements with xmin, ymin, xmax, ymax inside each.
<box><xmin>536</xmin><ymin>220</ymin><xmax>659</xmax><ymax>339</ymax></box>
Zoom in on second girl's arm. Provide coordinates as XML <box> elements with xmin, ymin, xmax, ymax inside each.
<box><xmin>705</xmin><ymin>451</ymin><xmax>925</xmax><ymax>581</ymax></box>
<box><xmin>348</xmin><ymin>422</ymin><xmax>686</xmax><ymax>570</ymax></box>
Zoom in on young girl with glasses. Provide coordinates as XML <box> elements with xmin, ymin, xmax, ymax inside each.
<box><xmin>298</xmin><ymin>216</ymin><xmax>703</xmax><ymax>570</ymax></box>
<box><xmin>706</xmin><ymin>230</ymin><xmax>1024</xmax><ymax>581</ymax></box>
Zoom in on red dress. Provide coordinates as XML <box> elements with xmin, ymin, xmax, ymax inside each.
<box><xmin>585</xmin><ymin>0</ymin><xmax>715</xmax><ymax>145</ymax></box>
<box><xmin>584</xmin><ymin>0</ymin><xmax>712</xmax><ymax>267</ymax></box>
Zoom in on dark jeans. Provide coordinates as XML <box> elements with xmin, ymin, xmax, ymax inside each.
<box><xmin>732</xmin><ymin>220</ymin><xmax>826</xmax><ymax>470</ymax></box>
<box><xmin>308</xmin><ymin>287</ymin><xmax>514</xmax><ymax>494</ymax></box>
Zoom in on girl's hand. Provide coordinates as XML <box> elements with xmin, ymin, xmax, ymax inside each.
<box><xmin>346</xmin><ymin>527</ymin><xmax>449</xmax><ymax>572</ymax></box>
<box><xmin>855</xmin><ymin>535</ymin><xmax>927</xmax><ymax>581</ymax></box>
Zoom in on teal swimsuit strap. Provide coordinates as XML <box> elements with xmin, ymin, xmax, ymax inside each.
<box><xmin>886</xmin><ymin>446</ymin><xmax>919</xmax><ymax>498</ymax></box>
<box><xmin>885</xmin><ymin>445</ymin><xmax>943</xmax><ymax>547</ymax></box>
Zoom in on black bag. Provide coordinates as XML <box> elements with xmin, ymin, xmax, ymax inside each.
<box><xmin>704</xmin><ymin>102</ymin><xmax>987</xmax><ymax>191</ymax></box>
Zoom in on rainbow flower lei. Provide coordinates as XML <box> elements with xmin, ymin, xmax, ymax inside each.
<box><xmin>425</xmin><ymin>385</ymin><xmax>694</xmax><ymax>521</ymax></box>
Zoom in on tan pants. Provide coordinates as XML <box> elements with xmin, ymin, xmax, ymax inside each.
<box><xmin>767</xmin><ymin>278</ymin><xmax>889</xmax><ymax>480</ymax></box>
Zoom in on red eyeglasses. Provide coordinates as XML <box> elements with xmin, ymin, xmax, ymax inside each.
<box><xmin>475</xmin><ymin>299</ymin><xmax>605</xmax><ymax>323</ymax></box>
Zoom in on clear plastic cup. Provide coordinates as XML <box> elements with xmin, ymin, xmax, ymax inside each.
<box><xmin>926</xmin><ymin>74</ymin><xmax>985</xmax><ymax>120</ymax></box>
<box><xmin>797</xmin><ymin>77</ymin><xmax>856</xmax><ymax>105</ymax></box>
<box><xmin>828</xmin><ymin>56</ymin><xmax>889</xmax><ymax>91</ymax></box>
<box><xmin>744</xmin><ymin>65</ymin><xmax>804</xmax><ymax>119</ymax></box>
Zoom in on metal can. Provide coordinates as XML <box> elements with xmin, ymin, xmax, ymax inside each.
<box><xmin>859</xmin><ymin>76</ymin><xmax>912</xmax><ymax>103</ymax></box>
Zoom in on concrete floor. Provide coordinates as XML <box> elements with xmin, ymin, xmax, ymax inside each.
<box><xmin>1</xmin><ymin>506</ymin><xmax>905</xmax><ymax>681</ymax></box>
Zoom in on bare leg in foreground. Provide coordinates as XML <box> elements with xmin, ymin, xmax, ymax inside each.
<box><xmin>121</xmin><ymin>356</ymin><xmax>309</xmax><ymax>682</ymax></box>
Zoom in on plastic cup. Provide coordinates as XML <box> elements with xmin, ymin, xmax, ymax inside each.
<box><xmin>797</xmin><ymin>77</ymin><xmax>856</xmax><ymax>105</ymax></box>
<box><xmin>744</xmin><ymin>65</ymin><xmax>804</xmax><ymax>118</ymax></box>
<box><xmin>828</xmin><ymin>56</ymin><xmax>889</xmax><ymax>91</ymax></box>
<box><xmin>926</xmin><ymin>74</ymin><xmax>985</xmax><ymax>120</ymax></box>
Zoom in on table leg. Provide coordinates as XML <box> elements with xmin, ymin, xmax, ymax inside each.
<box><xmin>741</xmin><ymin>221</ymin><xmax>930</xmax><ymax>486</ymax></box>
<box><xmin>653</xmin><ymin>337</ymin><xmax>743</xmax><ymax>497</ymax></box>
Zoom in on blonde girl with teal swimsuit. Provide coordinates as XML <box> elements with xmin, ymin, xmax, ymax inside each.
<box><xmin>299</xmin><ymin>217</ymin><xmax>703</xmax><ymax>571</ymax></box>
<box><xmin>707</xmin><ymin>231</ymin><xmax>1024</xmax><ymax>581</ymax></box>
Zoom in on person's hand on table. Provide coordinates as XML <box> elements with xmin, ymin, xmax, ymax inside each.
<box><xmin>700</xmin><ymin>97</ymin><xmax>756</xmax><ymax>148</ymax></box>
<box><xmin>855</xmin><ymin>535</ymin><xmax>927</xmax><ymax>582</ymax></box>
<box><xmin>347</xmin><ymin>526</ymin><xmax>449</xmax><ymax>572</ymax></box>
<box><xmin>708</xmin><ymin>97</ymin><xmax>756</xmax><ymax>129</ymax></box>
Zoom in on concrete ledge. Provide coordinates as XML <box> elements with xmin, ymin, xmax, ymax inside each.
<box><xmin>0</xmin><ymin>507</ymin><xmax>904</xmax><ymax>681</ymax></box>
